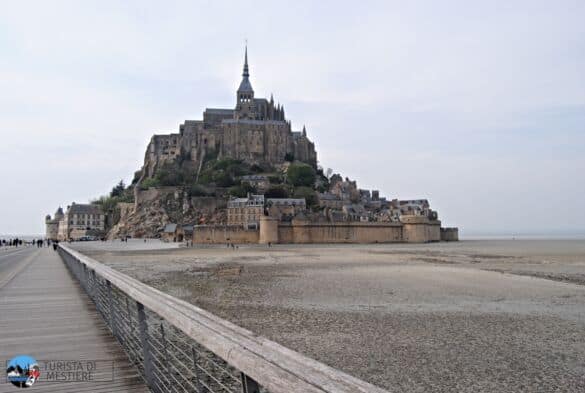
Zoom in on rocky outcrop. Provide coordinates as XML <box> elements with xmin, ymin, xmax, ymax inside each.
<box><xmin>108</xmin><ymin>187</ymin><xmax>226</xmax><ymax>239</ymax></box>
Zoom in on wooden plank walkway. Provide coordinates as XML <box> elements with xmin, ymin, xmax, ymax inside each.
<box><xmin>0</xmin><ymin>248</ymin><xmax>150</xmax><ymax>392</ymax></box>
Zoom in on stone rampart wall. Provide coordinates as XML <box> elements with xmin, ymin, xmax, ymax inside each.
<box><xmin>193</xmin><ymin>225</ymin><xmax>259</xmax><ymax>244</ymax></box>
<box><xmin>273</xmin><ymin>222</ymin><xmax>404</xmax><ymax>244</ymax></box>
<box><xmin>441</xmin><ymin>227</ymin><xmax>459</xmax><ymax>241</ymax></box>
<box><xmin>193</xmin><ymin>220</ymin><xmax>451</xmax><ymax>244</ymax></box>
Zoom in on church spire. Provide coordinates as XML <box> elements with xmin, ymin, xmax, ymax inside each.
<box><xmin>242</xmin><ymin>44</ymin><xmax>249</xmax><ymax>78</ymax></box>
<box><xmin>237</xmin><ymin>44</ymin><xmax>254</xmax><ymax>95</ymax></box>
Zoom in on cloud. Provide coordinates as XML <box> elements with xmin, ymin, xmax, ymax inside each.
<box><xmin>1</xmin><ymin>0</ymin><xmax>584</xmax><ymax>235</ymax></box>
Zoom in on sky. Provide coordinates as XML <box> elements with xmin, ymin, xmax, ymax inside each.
<box><xmin>1</xmin><ymin>0</ymin><xmax>584</xmax><ymax>236</ymax></box>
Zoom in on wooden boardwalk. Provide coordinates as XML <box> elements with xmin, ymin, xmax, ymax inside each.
<box><xmin>0</xmin><ymin>248</ymin><xmax>149</xmax><ymax>392</ymax></box>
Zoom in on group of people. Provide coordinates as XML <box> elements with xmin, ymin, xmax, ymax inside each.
<box><xmin>1</xmin><ymin>238</ymin><xmax>58</xmax><ymax>250</ymax></box>
<box><xmin>1</xmin><ymin>238</ymin><xmax>23</xmax><ymax>247</ymax></box>
<box><xmin>30</xmin><ymin>239</ymin><xmax>52</xmax><ymax>248</ymax></box>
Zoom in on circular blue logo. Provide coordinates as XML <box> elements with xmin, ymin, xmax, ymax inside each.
<box><xmin>6</xmin><ymin>355</ymin><xmax>40</xmax><ymax>388</ymax></box>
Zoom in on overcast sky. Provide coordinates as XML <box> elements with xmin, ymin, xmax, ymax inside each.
<box><xmin>1</xmin><ymin>1</ymin><xmax>584</xmax><ymax>236</ymax></box>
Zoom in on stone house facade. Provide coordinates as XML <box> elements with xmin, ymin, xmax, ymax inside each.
<box><xmin>49</xmin><ymin>203</ymin><xmax>105</xmax><ymax>240</ymax></box>
<box><xmin>227</xmin><ymin>194</ymin><xmax>265</xmax><ymax>228</ymax></box>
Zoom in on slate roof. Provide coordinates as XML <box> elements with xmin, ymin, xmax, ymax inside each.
<box><xmin>238</xmin><ymin>77</ymin><xmax>254</xmax><ymax>93</ymax></box>
<box><xmin>205</xmin><ymin>108</ymin><xmax>234</xmax><ymax>115</ymax></box>
<box><xmin>266</xmin><ymin>198</ymin><xmax>306</xmax><ymax>206</ymax></box>
<box><xmin>68</xmin><ymin>203</ymin><xmax>102</xmax><ymax>215</ymax></box>
<box><xmin>163</xmin><ymin>223</ymin><xmax>177</xmax><ymax>233</ymax></box>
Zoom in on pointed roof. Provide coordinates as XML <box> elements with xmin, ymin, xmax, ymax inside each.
<box><xmin>238</xmin><ymin>45</ymin><xmax>254</xmax><ymax>93</ymax></box>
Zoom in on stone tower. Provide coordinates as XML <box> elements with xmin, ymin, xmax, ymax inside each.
<box><xmin>235</xmin><ymin>45</ymin><xmax>255</xmax><ymax>119</ymax></box>
<box><xmin>45</xmin><ymin>206</ymin><xmax>64</xmax><ymax>241</ymax></box>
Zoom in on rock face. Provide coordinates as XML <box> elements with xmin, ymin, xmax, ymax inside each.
<box><xmin>108</xmin><ymin>188</ymin><xmax>226</xmax><ymax>239</ymax></box>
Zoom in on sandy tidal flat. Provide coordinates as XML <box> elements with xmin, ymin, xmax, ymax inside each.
<box><xmin>73</xmin><ymin>240</ymin><xmax>585</xmax><ymax>392</ymax></box>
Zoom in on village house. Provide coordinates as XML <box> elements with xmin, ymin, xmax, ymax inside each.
<box><xmin>317</xmin><ymin>192</ymin><xmax>346</xmax><ymax>209</ymax></box>
<box><xmin>227</xmin><ymin>194</ymin><xmax>264</xmax><ymax>228</ymax></box>
<box><xmin>55</xmin><ymin>203</ymin><xmax>105</xmax><ymax>240</ymax></box>
<box><xmin>265</xmin><ymin>198</ymin><xmax>306</xmax><ymax>221</ymax></box>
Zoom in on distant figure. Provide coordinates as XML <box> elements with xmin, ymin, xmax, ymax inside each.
<box><xmin>52</xmin><ymin>241</ymin><xmax>59</xmax><ymax>251</ymax></box>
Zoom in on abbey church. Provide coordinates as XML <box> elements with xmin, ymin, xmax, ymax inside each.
<box><xmin>143</xmin><ymin>47</ymin><xmax>317</xmax><ymax>178</ymax></box>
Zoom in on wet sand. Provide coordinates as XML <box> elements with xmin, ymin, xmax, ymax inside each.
<box><xmin>72</xmin><ymin>240</ymin><xmax>585</xmax><ymax>392</ymax></box>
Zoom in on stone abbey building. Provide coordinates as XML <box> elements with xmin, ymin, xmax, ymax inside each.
<box><xmin>143</xmin><ymin>47</ymin><xmax>317</xmax><ymax>178</ymax></box>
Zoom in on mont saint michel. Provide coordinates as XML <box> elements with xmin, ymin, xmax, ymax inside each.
<box><xmin>3</xmin><ymin>3</ymin><xmax>584</xmax><ymax>393</ymax></box>
<box><xmin>45</xmin><ymin>47</ymin><xmax>458</xmax><ymax>244</ymax></box>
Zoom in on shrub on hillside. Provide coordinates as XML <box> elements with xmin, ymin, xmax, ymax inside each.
<box><xmin>287</xmin><ymin>163</ymin><xmax>316</xmax><ymax>187</ymax></box>
<box><xmin>293</xmin><ymin>186</ymin><xmax>318</xmax><ymax>207</ymax></box>
<box><xmin>265</xmin><ymin>185</ymin><xmax>290</xmax><ymax>198</ymax></box>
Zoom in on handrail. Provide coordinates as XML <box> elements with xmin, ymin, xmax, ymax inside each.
<box><xmin>59</xmin><ymin>244</ymin><xmax>388</xmax><ymax>393</ymax></box>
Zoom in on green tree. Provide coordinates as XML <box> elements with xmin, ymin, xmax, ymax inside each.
<box><xmin>287</xmin><ymin>163</ymin><xmax>316</xmax><ymax>187</ymax></box>
<box><xmin>155</xmin><ymin>162</ymin><xmax>183</xmax><ymax>186</ymax></box>
<box><xmin>265</xmin><ymin>185</ymin><xmax>290</xmax><ymax>198</ymax></box>
<box><xmin>293</xmin><ymin>186</ymin><xmax>318</xmax><ymax>207</ymax></box>
<box><xmin>212</xmin><ymin>171</ymin><xmax>236</xmax><ymax>187</ymax></box>
<box><xmin>110</xmin><ymin>180</ymin><xmax>125</xmax><ymax>197</ymax></box>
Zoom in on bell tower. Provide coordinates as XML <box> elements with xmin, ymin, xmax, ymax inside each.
<box><xmin>235</xmin><ymin>45</ymin><xmax>255</xmax><ymax>119</ymax></box>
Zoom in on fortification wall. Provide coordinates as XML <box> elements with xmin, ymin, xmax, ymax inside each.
<box><xmin>401</xmin><ymin>216</ymin><xmax>441</xmax><ymax>243</ymax></box>
<box><xmin>267</xmin><ymin>221</ymin><xmax>404</xmax><ymax>244</ymax></box>
<box><xmin>193</xmin><ymin>225</ymin><xmax>259</xmax><ymax>244</ymax></box>
<box><xmin>441</xmin><ymin>227</ymin><xmax>459</xmax><ymax>241</ymax></box>
<box><xmin>259</xmin><ymin>216</ymin><xmax>279</xmax><ymax>244</ymax></box>
<box><xmin>193</xmin><ymin>220</ymin><xmax>448</xmax><ymax>244</ymax></box>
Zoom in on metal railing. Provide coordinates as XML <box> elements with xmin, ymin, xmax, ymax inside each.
<box><xmin>58</xmin><ymin>244</ymin><xmax>388</xmax><ymax>393</ymax></box>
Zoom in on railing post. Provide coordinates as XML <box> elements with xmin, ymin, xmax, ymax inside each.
<box><xmin>80</xmin><ymin>262</ymin><xmax>85</xmax><ymax>287</ymax></box>
<box><xmin>191</xmin><ymin>345</ymin><xmax>204</xmax><ymax>393</ymax></box>
<box><xmin>160</xmin><ymin>323</ymin><xmax>171</xmax><ymax>377</ymax></box>
<box><xmin>241</xmin><ymin>373</ymin><xmax>260</xmax><ymax>393</ymax></box>
<box><xmin>81</xmin><ymin>263</ymin><xmax>88</xmax><ymax>292</ymax></box>
<box><xmin>126</xmin><ymin>297</ymin><xmax>132</xmax><ymax>332</ymax></box>
<box><xmin>90</xmin><ymin>270</ymin><xmax>97</xmax><ymax>303</ymax></box>
<box><xmin>106</xmin><ymin>280</ymin><xmax>118</xmax><ymax>338</ymax></box>
<box><xmin>137</xmin><ymin>302</ymin><xmax>155</xmax><ymax>390</ymax></box>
